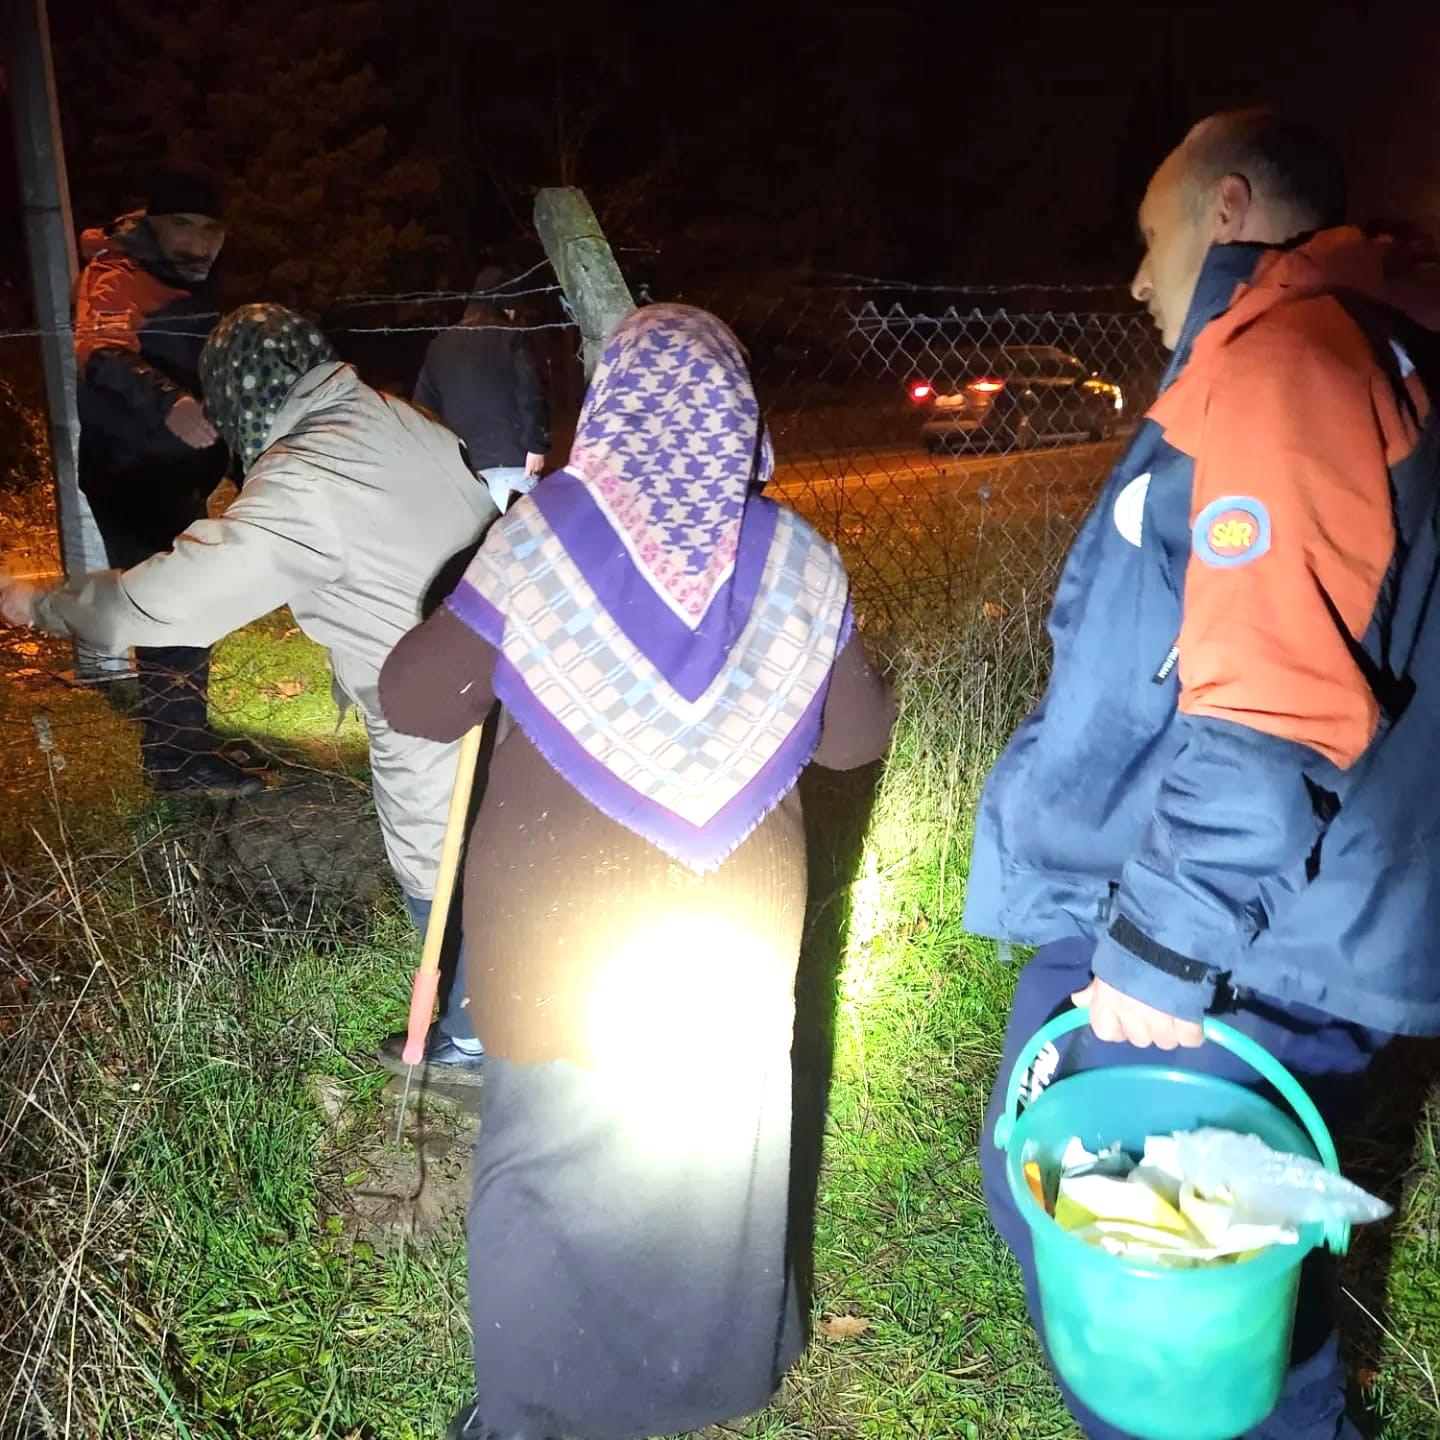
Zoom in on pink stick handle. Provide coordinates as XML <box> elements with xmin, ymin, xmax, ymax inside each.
<box><xmin>401</xmin><ymin>967</ymin><xmax>442</xmax><ymax>1066</ymax></box>
<box><xmin>399</xmin><ymin>725</ymin><xmax>484</xmax><ymax>1067</ymax></box>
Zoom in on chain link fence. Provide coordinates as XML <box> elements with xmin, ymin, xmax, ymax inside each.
<box><xmin>0</xmin><ymin>273</ymin><xmax>1165</xmax><ymax>892</ymax></box>
<box><xmin>0</xmin><ymin>269</ymin><xmax>1179</xmax><ymax>1436</ymax></box>
<box><xmin>692</xmin><ymin>284</ymin><xmax>1168</xmax><ymax>634</ymax></box>
<box><xmin>681</xmin><ymin>280</ymin><xmax>1168</xmax><ymax>734</ymax></box>
<box><xmin>0</xmin><ymin>280</ymin><xmax>583</xmax><ymax>897</ymax></box>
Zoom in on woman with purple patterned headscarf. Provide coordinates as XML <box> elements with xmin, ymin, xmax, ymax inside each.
<box><xmin>380</xmin><ymin>303</ymin><xmax>894</xmax><ymax>1440</ymax></box>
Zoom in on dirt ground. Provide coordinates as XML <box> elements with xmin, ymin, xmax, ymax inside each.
<box><xmin>3</xmin><ymin>489</ymin><xmax>477</xmax><ymax>1241</ymax></box>
<box><xmin>2</xmin><ymin>489</ymin><xmax>392</xmax><ymax>900</ymax></box>
<box><xmin>314</xmin><ymin>1072</ymin><xmax>480</xmax><ymax>1249</ymax></box>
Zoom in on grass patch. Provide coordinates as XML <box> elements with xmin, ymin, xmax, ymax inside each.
<box><xmin>2</xmin><ymin>620</ymin><xmax>1437</xmax><ymax>1439</ymax></box>
<box><xmin>1347</xmin><ymin>1060</ymin><xmax>1440</xmax><ymax>1432</ymax></box>
<box><xmin>210</xmin><ymin>610</ymin><xmax>368</xmax><ymax>775</ymax></box>
<box><xmin>0</xmin><ymin>604</ymin><xmax>369</xmax><ymax>871</ymax></box>
<box><xmin>2</xmin><ymin>852</ymin><xmax>471</xmax><ymax>1438</ymax></box>
<box><xmin>760</xmin><ymin>631</ymin><xmax>1071</xmax><ymax>1439</ymax></box>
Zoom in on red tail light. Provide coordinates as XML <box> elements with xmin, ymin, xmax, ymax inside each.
<box><xmin>969</xmin><ymin>378</ymin><xmax>1005</xmax><ymax>394</ymax></box>
<box><xmin>910</xmin><ymin>381</ymin><xmax>933</xmax><ymax>401</ymax></box>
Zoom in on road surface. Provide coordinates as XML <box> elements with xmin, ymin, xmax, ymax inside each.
<box><xmin>772</xmin><ymin>436</ymin><xmax>1124</xmax><ymax>513</ymax></box>
<box><xmin>3</xmin><ymin>434</ymin><xmax>1127</xmax><ymax>625</ymax></box>
<box><xmin>768</xmin><ymin>437</ymin><xmax>1127</xmax><ymax>620</ymax></box>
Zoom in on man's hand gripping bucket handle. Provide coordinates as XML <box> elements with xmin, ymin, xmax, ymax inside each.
<box><xmin>992</xmin><ymin>1009</ymin><xmax>1350</xmax><ymax>1254</ymax></box>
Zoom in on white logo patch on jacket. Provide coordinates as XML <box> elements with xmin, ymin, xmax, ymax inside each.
<box><xmin>1113</xmin><ymin>472</ymin><xmax>1151</xmax><ymax>547</ymax></box>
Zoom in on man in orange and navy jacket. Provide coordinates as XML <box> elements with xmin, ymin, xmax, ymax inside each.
<box><xmin>968</xmin><ymin>110</ymin><xmax>1440</xmax><ymax>1439</ymax></box>
<box><xmin>75</xmin><ymin>165</ymin><xmax>257</xmax><ymax>794</ymax></box>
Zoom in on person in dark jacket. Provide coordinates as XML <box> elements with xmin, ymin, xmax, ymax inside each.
<box><xmin>74</xmin><ymin>164</ymin><xmax>257</xmax><ymax>795</ymax></box>
<box><xmin>412</xmin><ymin>265</ymin><xmax>550</xmax><ymax>513</ymax></box>
<box><xmin>969</xmin><ymin>109</ymin><xmax>1440</xmax><ymax>1439</ymax></box>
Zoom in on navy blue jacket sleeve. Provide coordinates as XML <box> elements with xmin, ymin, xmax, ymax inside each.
<box><xmin>1091</xmin><ymin>717</ymin><xmax>1327</xmax><ymax>1019</ymax></box>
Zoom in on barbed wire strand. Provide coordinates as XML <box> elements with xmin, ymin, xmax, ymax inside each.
<box><xmin>816</xmin><ymin>272</ymin><xmax>1136</xmax><ymax>294</ymax></box>
<box><xmin>332</xmin><ymin>258</ymin><xmax>558</xmax><ymax>305</ymax></box>
<box><xmin>0</xmin><ymin>296</ymin><xmax>1157</xmax><ymax>346</ymax></box>
<box><xmin>0</xmin><ymin>260</ymin><xmax>572</xmax><ymax>341</ymax></box>
<box><xmin>330</xmin><ymin>285</ymin><xmax>564</xmax><ymax>310</ymax></box>
<box><xmin>0</xmin><ymin>317</ymin><xmax>580</xmax><ymax>343</ymax></box>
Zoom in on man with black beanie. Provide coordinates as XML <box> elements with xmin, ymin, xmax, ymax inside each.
<box><xmin>74</xmin><ymin>163</ymin><xmax>258</xmax><ymax>794</ymax></box>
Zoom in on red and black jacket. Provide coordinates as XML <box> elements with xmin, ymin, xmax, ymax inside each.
<box><xmin>73</xmin><ymin>213</ymin><xmax>226</xmax><ymax>495</ymax></box>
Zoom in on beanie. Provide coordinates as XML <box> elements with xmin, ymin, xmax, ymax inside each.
<box><xmin>145</xmin><ymin>165</ymin><xmax>223</xmax><ymax>219</ymax></box>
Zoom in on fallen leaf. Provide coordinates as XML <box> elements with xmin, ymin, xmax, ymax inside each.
<box><xmin>266</xmin><ymin>679</ymin><xmax>306</xmax><ymax>699</ymax></box>
<box><xmin>819</xmin><ymin>1313</ymin><xmax>872</xmax><ymax>1340</ymax></box>
<box><xmin>982</xmin><ymin>601</ymin><xmax>1006</xmax><ymax>621</ymax></box>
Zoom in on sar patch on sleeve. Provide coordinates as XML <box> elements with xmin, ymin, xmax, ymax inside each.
<box><xmin>1192</xmin><ymin>495</ymin><xmax>1271</xmax><ymax>568</ymax></box>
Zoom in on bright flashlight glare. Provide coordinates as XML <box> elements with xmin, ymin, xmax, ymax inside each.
<box><xmin>839</xmin><ymin>845</ymin><xmax>891</xmax><ymax>1010</ymax></box>
<box><xmin>848</xmin><ymin>846</ymin><xmax>883</xmax><ymax>952</ymax></box>
<box><xmin>587</xmin><ymin>916</ymin><xmax>793</xmax><ymax>1150</ymax></box>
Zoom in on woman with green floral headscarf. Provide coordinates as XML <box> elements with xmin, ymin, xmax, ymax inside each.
<box><xmin>201</xmin><ymin>302</ymin><xmax>341</xmax><ymax>472</ymax></box>
<box><xmin>2</xmin><ymin>303</ymin><xmax>500</xmax><ymax>1061</ymax></box>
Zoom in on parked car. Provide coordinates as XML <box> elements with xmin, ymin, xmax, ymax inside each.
<box><xmin>907</xmin><ymin>345</ymin><xmax>1125</xmax><ymax>453</ymax></box>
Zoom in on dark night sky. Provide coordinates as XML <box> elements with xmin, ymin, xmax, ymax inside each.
<box><xmin>1009</xmin><ymin>0</ymin><xmax>1439</xmax><ymax>222</ymax></box>
<box><xmin>5</xmin><ymin>0</ymin><xmax>1440</xmax><ymax>302</ymax></box>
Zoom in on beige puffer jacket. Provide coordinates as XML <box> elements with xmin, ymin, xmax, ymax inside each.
<box><xmin>36</xmin><ymin>362</ymin><xmax>499</xmax><ymax>898</ymax></box>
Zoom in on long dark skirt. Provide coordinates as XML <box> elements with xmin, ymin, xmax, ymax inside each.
<box><xmin>466</xmin><ymin>1047</ymin><xmax>804</xmax><ymax>1440</ymax></box>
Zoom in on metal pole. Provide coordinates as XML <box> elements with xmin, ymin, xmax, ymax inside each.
<box><xmin>8</xmin><ymin>0</ymin><xmax>125</xmax><ymax>679</ymax></box>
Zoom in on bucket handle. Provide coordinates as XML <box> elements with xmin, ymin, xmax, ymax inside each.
<box><xmin>992</xmin><ymin>1009</ymin><xmax>1349</xmax><ymax>1254</ymax></box>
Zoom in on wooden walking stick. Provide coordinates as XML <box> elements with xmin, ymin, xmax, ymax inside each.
<box><xmin>395</xmin><ymin>721</ymin><xmax>485</xmax><ymax>1136</ymax></box>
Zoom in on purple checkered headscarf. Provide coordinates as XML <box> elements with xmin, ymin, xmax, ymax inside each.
<box><xmin>568</xmin><ymin>303</ymin><xmax>774</xmax><ymax>622</ymax></box>
<box><xmin>447</xmin><ymin>304</ymin><xmax>852</xmax><ymax>872</ymax></box>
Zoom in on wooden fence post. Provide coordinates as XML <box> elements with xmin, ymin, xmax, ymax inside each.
<box><xmin>533</xmin><ymin>188</ymin><xmax>636</xmax><ymax>379</ymax></box>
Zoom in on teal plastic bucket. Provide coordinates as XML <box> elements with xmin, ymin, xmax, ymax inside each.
<box><xmin>993</xmin><ymin>1013</ymin><xmax>1350</xmax><ymax>1440</ymax></box>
